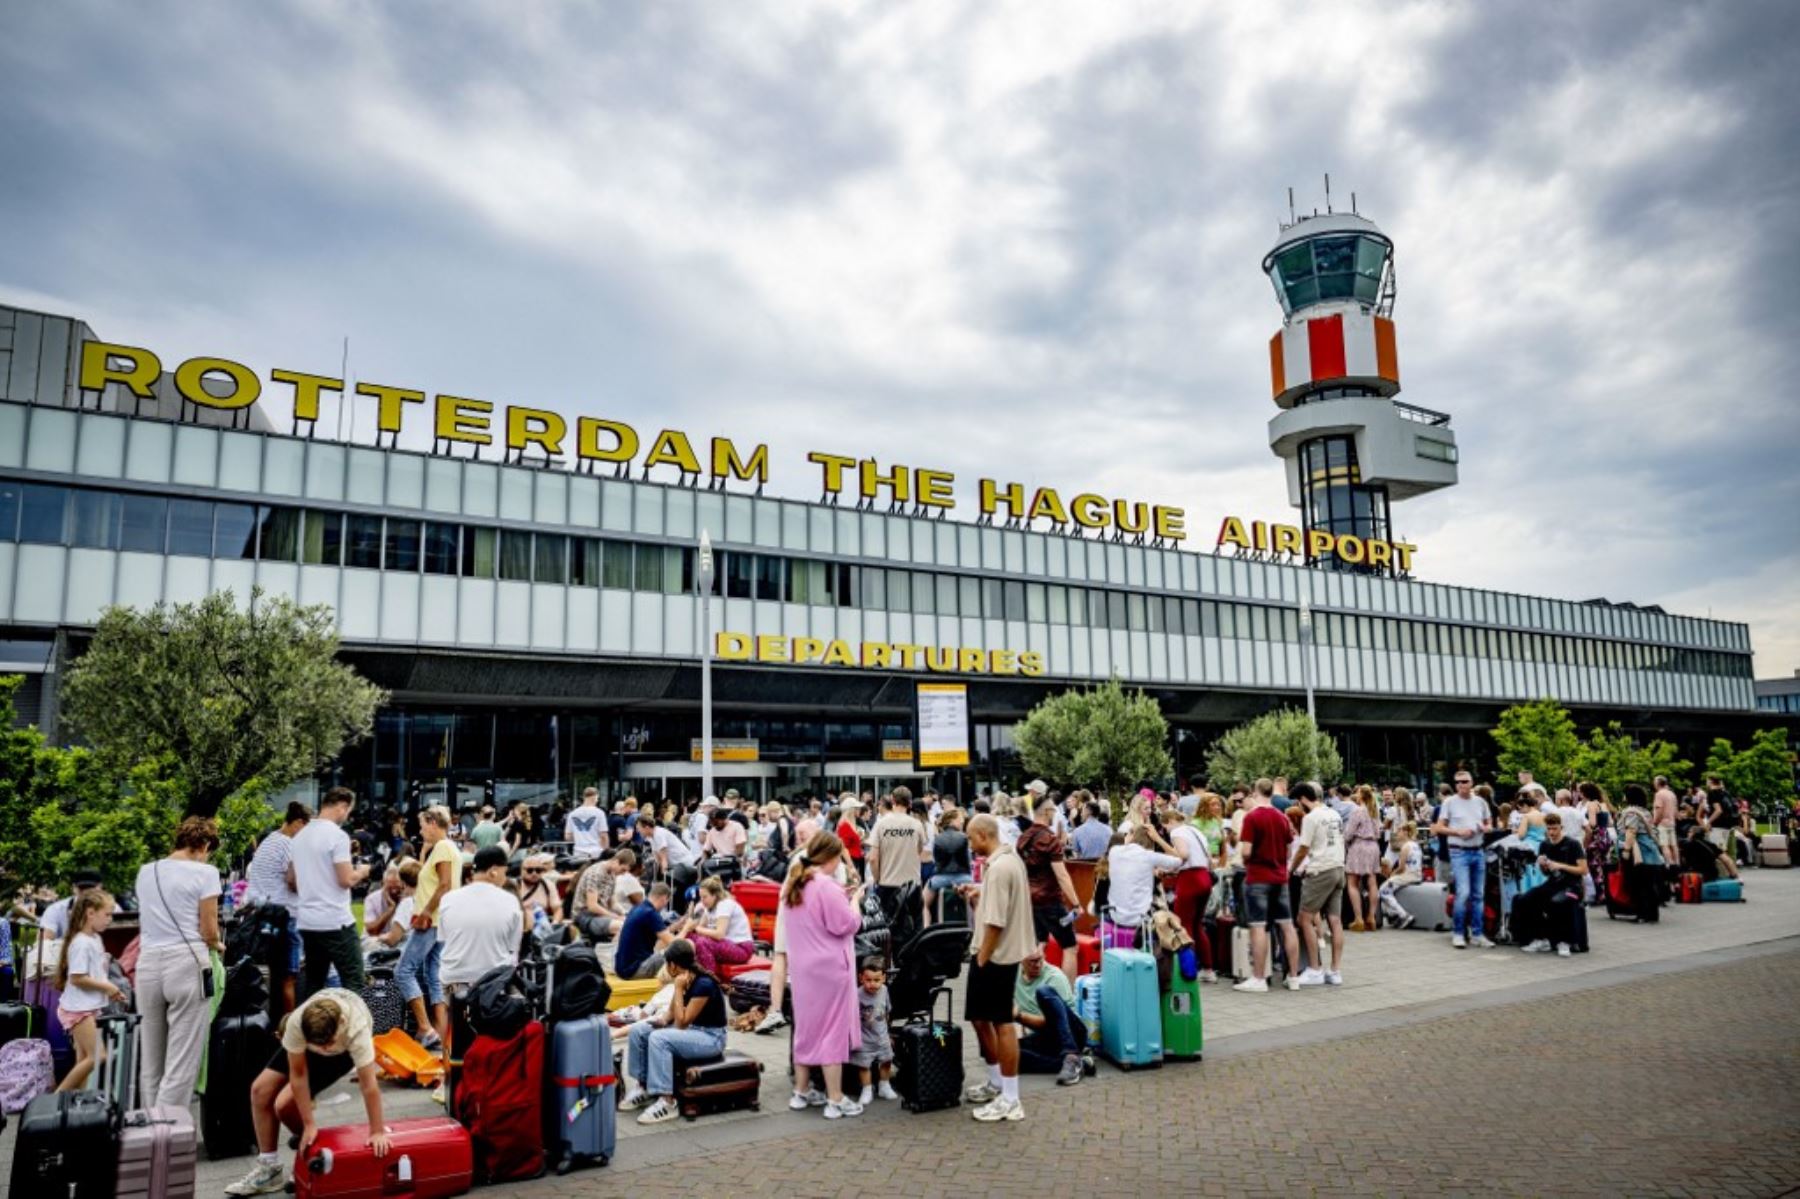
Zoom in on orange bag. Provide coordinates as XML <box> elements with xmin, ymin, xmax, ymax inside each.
<box><xmin>372</xmin><ymin>1028</ymin><xmax>445</xmax><ymax>1086</ymax></box>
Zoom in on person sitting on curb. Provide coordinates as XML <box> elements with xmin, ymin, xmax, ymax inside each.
<box><xmin>1012</xmin><ymin>946</ymin><xmax>1088</xmax><ymax>1086</ymax></box>
<box><xmin>572</xmin><ymin>849</ymin><xmax>637</xmax><ymax>943</ymax></box>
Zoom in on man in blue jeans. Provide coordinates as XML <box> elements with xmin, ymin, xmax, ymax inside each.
<box><xmin>1011</xmin><ymin>949</ymin><xmax>1087</xmax><ymax>1085</ymax></box>
<box><xmin>1431</xmin><ymin>771</ymin><xmax>1494</xmax><ymax>949</ymax></box>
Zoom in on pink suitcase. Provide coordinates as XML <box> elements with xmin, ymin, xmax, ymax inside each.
<box><xmin>118</xmin><ymin>1105</ymin><xmax>199</xmax><ymax>1198</ymax></box>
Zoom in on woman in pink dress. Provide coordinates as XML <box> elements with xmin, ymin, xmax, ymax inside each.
<box><xmin>782</xmin><ymin>831</ymin><xmax>865</xmax><ymax>1119</ymax></box>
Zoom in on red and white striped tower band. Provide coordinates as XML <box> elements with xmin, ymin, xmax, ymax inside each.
<box><xmin>1261</xmin><ymin>205</ymin><xmax>1458</xmax><ymax>576</ymax></box>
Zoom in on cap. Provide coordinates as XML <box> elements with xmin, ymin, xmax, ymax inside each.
<box><xmin>699</xmin><ymin>796</ymin><xmax>720</xmax><ymax>809</ymax></box>
<box><xmin>723</xmin><ymin>788</ymin><xmax>741</xmax><ymax>800</ymax></box>
<box><xmin>472</xmin><ymin>845</ymin><xmax>509</xmax><ymax>872</ymax></box>
<box><xmin>1025</xmin><ymin>779</ymin><xmax>1048</xmax><ymax>796</ymax></box>
<box><xmin>72</xmin><ymin>870</ymin><xmax>103</xmax><ymax>889</ymax></box>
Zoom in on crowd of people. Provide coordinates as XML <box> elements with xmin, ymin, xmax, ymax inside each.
<box><xmin>2</xmin><ymin>764</ymin><xmax>1782</xmax><ymax>1181</ymax></box>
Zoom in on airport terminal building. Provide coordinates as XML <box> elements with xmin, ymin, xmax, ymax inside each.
<box><xmin>0</xmin><ymin>215</ymin><xmax>1768</xmax><ymax>807</ymax></box>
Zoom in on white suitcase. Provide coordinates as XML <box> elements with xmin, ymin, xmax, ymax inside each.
<box><xmin>1393</xmin><ymin>882</ymin><xmax>1451</xmax><ymax>931</ymax></box>
<box><xmin>1758</xmin><ymin>833</ymin><xmax>1789</xmax><ymax>868</ymax></box>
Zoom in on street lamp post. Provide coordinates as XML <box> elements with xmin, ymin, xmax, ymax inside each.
<box><xmin>1299</xmin><ymin>595</ymin><xmax>1318</xmax><ymax>784</ymax></box>
<box><xmin>697</xmin><ymin>529</ymin><xmax>716</xmax><ymax>803</ymax></box>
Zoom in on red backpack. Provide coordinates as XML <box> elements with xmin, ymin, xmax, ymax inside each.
<box><xmin>453</xmin><ymin>1021</ymin><xmax>545</xmax><ymax>1183</ymax></box>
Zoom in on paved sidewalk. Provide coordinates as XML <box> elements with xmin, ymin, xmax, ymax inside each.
<box><xmin>2</xmin><ymin>869</ymin><xmax>1794</xmax><ymax>1195</ymax></box>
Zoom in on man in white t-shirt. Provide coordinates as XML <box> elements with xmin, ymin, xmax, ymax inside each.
<box><xmin>437</xmin><ymin>846</ymin><xmax>524</xmax><ymax>1080</ymax></box>
<box><xmin>40</xmin><ymin>870</ymin><xmax>103</xmax><ymax>941</ymax></box>
<box><xmin>1290</xmin><ymin>783</ymin><xmax>1346</xmax><ymax>987</ymax></box>
<box><xmin>1554</xmin><ymin>788</ymin><xmax>1588</xmax><ymax>848</ymax></box>
<box><xmin>1430</xmin><ymin>772</ymin><xmax>1494</xmax><ymax>949</ymax></box>
<box><xmin>287</xmin><ymin>787</ymin><xmax>371</xmax><ymax>998</ymax></box>
<box><xmin>564</xmin><ymin>788</ymin><xmax>609</xmax><ymax>860</ymax></box>
<box><xmin>244</xmin><ymin>803</ymin><xmax>312</xmax><ymax>1013</ymax></box>
<box><xmin>637</xmin><ymin>811</ymin><xmax>698</xmax><ymax>910</ymax></box>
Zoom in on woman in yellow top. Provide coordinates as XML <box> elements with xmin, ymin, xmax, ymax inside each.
<box><xmin>397</xmin><ymin>805</ymin><xmax>461</xmax><ymax>1052</ymax></box>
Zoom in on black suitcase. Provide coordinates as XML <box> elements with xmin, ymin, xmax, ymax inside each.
<box><xmin>9</xmin><ymin>1089</ymin><xmax>116</xmax><ymax>1196</ymax></box>
<box><xmin>361</xmin><ymin>968</ymin><xmax>407</xmax><ymax>1036</ymax></box>
<box><xmin>892</xmin><ymin>986</ymin><xmax>962</xmax><ymax>1113</ymax></box>
<box><xmin>726</xmin><ymin>969</ymin><xmax>772</xmax><ymax>1015</ymax></box>
<box><xmin>700</xmin><ymin>855</ymin><xmax>743</xmax><ymax>885</ymax></box>
<box><xmin>0</xmin><ymin>998</ymin><xmax>45</xmax><ymax>1047</ymax></box>
<box><xmin>673</xmin><ymin>1051</ymin><xmax>762</xmax><ymax>1120</ymax></box>
<box><xmin>202</xmin><ymin>1011</ymin><xmax>278</xmax><ymax>1160</ymax></box>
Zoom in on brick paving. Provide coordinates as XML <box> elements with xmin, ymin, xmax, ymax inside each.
<box><xmin>543</xmin><ymin>946</ymin><xmax>1800</xmax><ymax>1199</ymax></box>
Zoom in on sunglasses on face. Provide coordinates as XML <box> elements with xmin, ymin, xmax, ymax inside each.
<box><xmin>523</xmin><ymin>869</ymin><xmax>543</xmax><ymax>877</ymax></box>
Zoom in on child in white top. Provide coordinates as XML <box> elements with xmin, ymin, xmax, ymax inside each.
<box><xmin>54</xmin><ymin>889</ymin><xmax>125</xmax><ymax>1092</ymax></box>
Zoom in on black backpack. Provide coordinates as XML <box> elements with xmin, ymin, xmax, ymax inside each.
<box><xmin>218</xmin><ymin>958</ymin><xmax>269</xmax><ymax>1019</ymax></box>
<box><xmin>548</xmin><ymin>945</ymin><xmax>611</xmax><ymax>1022</ymax></box>
<box><xmin>466</xmin><ymin>965</ymin><xmax>530</xmax><ymax>1041</ymax></box>
<box><xmin>225</xmin><ymin>902</ymin><xmax>290</xmax><ymax>969</ymax></box>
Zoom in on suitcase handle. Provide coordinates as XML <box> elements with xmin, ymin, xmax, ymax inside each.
<box><xmin>924</xmin><ymin>985</ymin><xmax>953</xmax><ymax>1028</ymax></box>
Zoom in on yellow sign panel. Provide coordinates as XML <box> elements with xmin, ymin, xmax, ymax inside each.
<box><xmin>882</xmin><ymin>741</ymin><xmax>915</xmax><ymax>762</ymax></box>
<box><xmin>715</xmin><ymin>632</ymin><xmax>1045</xmax><ymax>677</ymax></box>
<box><xmin>689</xmin><ymin>739</ymin><xmax>759</xmax><ymax>763</ymax></box>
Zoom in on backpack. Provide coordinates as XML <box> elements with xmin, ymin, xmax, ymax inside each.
<box><xmin>225</xmin><ymin>902</ymin><xmax>290</xmax><ymax>969</ymax></box>
<box><xmin>454</xmin><ymin>1022</ymin><xmax>546</xmax><ymax>1183</ymax></box>
<box><xmin>360</xmin><ymin>969</ymin><xmax>406</xmax><ymax>1036</ymax></box>
<box><xmin>548</xmin><ymin>946</ymin><xmax>611</xmax><ymax>1022</ymax></box>
<box><xmin>218</xmin><ymin>958</ymin><xmax>269</xmax><ymax>1019</ymax></box>
<box><xmin>466</xmin><ymin>965</ymin><xmax>529</xmax><ymax>1042</ymax></box>
<box><xmin>0</xmin><ymin>1037</ymin><xmax>54</xmax><ymax>1113</ymax></box>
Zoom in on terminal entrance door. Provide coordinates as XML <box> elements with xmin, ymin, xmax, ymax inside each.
<box><xmin>815</xmin><ymin>761</ymin><xmax>931</xmax><ymax>799</ymax></box>
<box><xmin>620</xmin><ymin>761</ymin><xmax>777</xmax><ymax>806</ymax></box>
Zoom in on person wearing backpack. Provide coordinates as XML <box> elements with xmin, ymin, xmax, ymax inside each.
<box><xmin>438</xmin><ymin>847</ymin><xmax>526</xmax><ymax>1101</ymax></box>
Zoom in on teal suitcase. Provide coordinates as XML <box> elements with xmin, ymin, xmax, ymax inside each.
<box><xmin>1097</xmin><ymin>947</ymin><xmax>1162</xmax><ymax>1069</ymax></box>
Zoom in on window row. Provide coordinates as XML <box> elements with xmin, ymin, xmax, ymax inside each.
<box><xmin>0</xmin><ymin>479</ymin><xmax>1753</xmax><ymax>680</ymax></box>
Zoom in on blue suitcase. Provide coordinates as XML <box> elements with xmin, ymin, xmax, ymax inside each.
<box><xmin>1097</xmin><ymin>946</ymin><xmax>1161</xmax><ymax>1069</ymax></box>
<box><xmin>547</xmin><ymin>1014</ymin><xmax>615</xmax><ymax>1173</ymax></box>
<box><xmin>1073</xmin><ymin>974</ymin><xmax>1102</xmax><ymax>1048</ymax></box>
<box><xmin>1700</xmin><ymin>879</ymin><xmax>1744</xmax><ymax>903</ymax></box>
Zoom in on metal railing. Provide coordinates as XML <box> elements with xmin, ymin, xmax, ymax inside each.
<box><xmin>1393</xmin><ymin>400</ymin><xmax>1452</xmax><ymax>427</ymax></box>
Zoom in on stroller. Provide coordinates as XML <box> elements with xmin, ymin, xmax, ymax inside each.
<box><xmin>887</xmin><ymin>922</ymin><xmax>971</xmax><ymax>1021</ymax></box>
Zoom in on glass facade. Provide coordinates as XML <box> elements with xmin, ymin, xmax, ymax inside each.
<box><xmin>1268</xmin><ymin>232</ymin><xmax>1390</xmax><ymax>314</ymax></box>
<box><xmin>1297</xmin><ymin>434</ymin><xmax>1391</xmax><ymax>573</ymax></box>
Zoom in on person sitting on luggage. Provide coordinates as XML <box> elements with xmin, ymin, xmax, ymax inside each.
<box><xmin>516</xmin><ymin>853</ymin><xmax>564</xmax><ymax>926</ymax></box>
<box><xmin>1376</xmin><ymin>822</ymin><xmax>1423</xmax><ymax>929</ymax></box>
<box><xmin>669</xmin><ymin>876</ymin><xmax>758</xmax><ymax>975</ymax></box>
<box><xmin>1510</xmin><ymin>812</ymin><xmax>1586</xmax><ymax>957</ymax></box>
<box><xmin>225</xmin><ymin>989</ymin><xmax>389</xmax><ymax>1196</ymax></box>
<box><xmin>701</xmin><ymin>806</ymin><xmax>749</xmax><ymax>861</ymax></box>
<box><xmin>615</xmin><ymin>882</ymin><xmax>675</xmax><ymax>980</ymax></box>
<box><xmin>572</xmin><ymin>849</ymin><xmax>636</xmax><ymax>943</ymax></box>
<box><xmin>1011</xmin><ymin>946</ymin><xmax>1087</xmax><ymax>1085</ymax></box>
<box><xmin>52</xmin><ymin>888</ymin><xmax>124</xmax><ymax>1093</ymax></box>
<box><xmin>1677</xmin><ymin>814</ymin><xmax>1739</xmax><ymax>881</ymax></box>
<box><xmin>362</xmin><ymin>860</ymin><xmax>418</xmax><ymax>959</ymax></box>
<box><xmin>850</xmin><ymin>957</ymin><xmax>898</xmax><ymax>1105</ymax></box>
<box><xmin>360</xmin><ymin>861</ymin><xmax>408</xmax><ymax>952</ymax></box>
<box><xmin>618</xmin><ymin>938</ymin><xmax>730</xmax><ymax>1125</ymax></box>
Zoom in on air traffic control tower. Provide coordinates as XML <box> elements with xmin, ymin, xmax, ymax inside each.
<box><xmin>1263</xmin><ymin>198</ymin><xmax>1457</xmax><ymax>574</ymax></box>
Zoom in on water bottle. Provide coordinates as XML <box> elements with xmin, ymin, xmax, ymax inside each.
<box><xmin>533</xmin><ymin>907</ymin><xmax>549</xmax><ymax>933</ymax></box>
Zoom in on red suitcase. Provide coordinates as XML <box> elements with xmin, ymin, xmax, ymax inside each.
<box><xmin>1042</xmin><ymin>934</ymin><xmax>1100</xmax><ymax>975</ymax></box>
<box><xmin>294</xmin><ymin>1118</ymin><xmax>472</xmax><ymax>1199</ymax></box>
<box><xmin>730</xmin><ymin>880</ymin><xmax>781</xmax><ymax>915</ymax></box>
<box><xmin>1677</xmin><ymin>872</ymin><xmax>1703</xmax><ymax>904</ymax></box>
<box><xmin>719</xmin><ymin>956</ymin><xmax>773</xmax><ymax>981</ymax></box>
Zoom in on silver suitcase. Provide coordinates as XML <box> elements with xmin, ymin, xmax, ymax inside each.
<box><xmin>1393</xmin><ymin>882</ymin><xmax>1451</xmax><ymax>931</ymax></box>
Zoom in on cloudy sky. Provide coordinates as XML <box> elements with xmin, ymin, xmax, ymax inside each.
<box><xmin>3</xmin><ymin>1</ymin><xmax>1796</xmax><ymax>674</ymax></box>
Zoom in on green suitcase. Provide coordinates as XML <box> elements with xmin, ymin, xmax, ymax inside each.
<box><xmin>1161</xmin><ymin>969</ymin><xmax>1203</xmax><ymax>1061</ymax></box>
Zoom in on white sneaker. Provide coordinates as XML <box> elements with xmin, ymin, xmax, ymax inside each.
<box><xmin>1324</xmin><ymin>971</ymin><xmax>1343</xmax><ymax>986</ymax></box>
<box><xmin>754</xmin><ymin>1010</ymin><xmax>789</xmax><ymax>1034</ymax></box>
<box><xmin>1231</xmin><ymin>977</ymin><xmax>1269</xmax><ymax>993</ymax></box>
<box><xmin>1522</xmin><ymin>940</ymin><xmax>1552</xmax><ymax>954</ymax></box>
<box><xmin>1295</xmin><ymin>968</ymin><xmax>1326</xmax><ymax>987</ymax></box>
<box><xmin>1198</xmin><ymin>970</ymin><xmax>1218</xmax><ymax>983</ymax></box>
<box><xmin>823</xmin><ymin>1098</ymin><xmax>863</xmax><ymax>1119</ymax></box>
<box><xmin>877</xmin><ymin>1081</ymin><xmax>899</xmax><ymax>1101</ymax></box>
<box><xmin>619</xmin><ymin>1086</ymin><xmax>651</xmax><ymax>1111</ymax></box>
<box><xmin>635</xmin><ymin>1096</ymin><xmax>679</xmax><ymax>1125</ymax></box>
<box><xmin>1451</xmin><ymin>934</ymin><xmax>1467</xmax><ymax>949</ymax></box>
<box><xmin>1284</xmin><ymin>975</ymin><xmax>1302</xmax><ymax>991</ymax></box>
<box><xmin>1556</xmin><ymin>944</ymin><xmax>1572</xmax><ymax>958</ymax></box>
<box><xmin>225</xmin><ymin>1160</ymin><xmax>287</xmax><ymax>1196</ymax></box>
<box><xmin>1475</xmin><ymin>936</ymin><xmax>1497</xmax><ymax>949</ymax></box>
<box><xmin>971</xmin><ymin>1097</ymin><xmax>1024</xmax><ymax>1122</ymax></box>
<box><xmin>963</xmin><ymin>1081</ymin><xmax>1000</xmax><ymax>1104</ymax></box>
<box><xmin>788</xmin><ymin>1092</ymin><xmax>811</xmax><ymax>1111</ymax></box>
<box><xmin>430</xmin><ymin>1082</ymin><xmax>446</xmax><ymax>1105</ymax></box>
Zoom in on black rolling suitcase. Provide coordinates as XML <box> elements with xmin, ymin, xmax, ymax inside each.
<box><xmin>892</xmin><ymin>986</ymin><xmax>962</xmax><ymax>1113</ymax></box>
<box><xmin>672</xmin><ymin>1051</ymin><xmax>762</xmax><ymax>1119</ymax></box>
<box><xmin>202</xmin><ymin>1011</ymin><xmax>278</xmax><ymax>1159</ymax></box>
<box><xmin>9</xmin><ymin>1089</ymin><xmax>116</xmax><ymax>1196</ymax></box>
<box><xmin>726</xmin><ymin>969</ymin><xmax>772</xmax><ymax>1015</ymax></box>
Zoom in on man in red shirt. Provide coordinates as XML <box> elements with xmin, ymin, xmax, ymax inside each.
<box><xmin>1233</xmin><ymin>785</ymin><xmax>1303</xmax><ymax>993</ymax></box>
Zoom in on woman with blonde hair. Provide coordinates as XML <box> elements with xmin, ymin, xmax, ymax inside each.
<box><xmin>398</xmin><ymin>804</ymin><xmax>459</xmax><ymax>1052</ymax></box>
<box><xmin>1344</xmin><ymin>785</ymin><xmax>1383</xmax><ymax>931</ymax></box>
<box><xmin>781</xmin><ymin>832</ymin><xmax>865</xmax><ymax>1119</ymax></box>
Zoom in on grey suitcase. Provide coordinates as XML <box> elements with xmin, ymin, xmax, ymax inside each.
<box><xmin>1393</xmin><ymin>882</ymin><xmax>1451</xmax><ymax>931</ymax></box>
<box><xmin>1758</xmin><ymin>833</ymin><xmax>1789</xmax><ymax>868</ymax></box>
